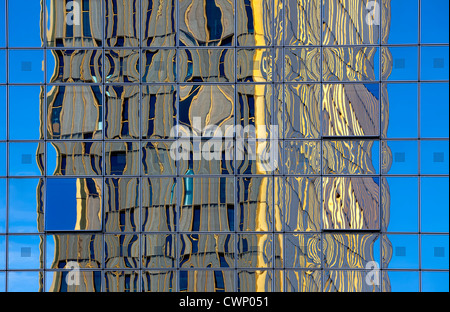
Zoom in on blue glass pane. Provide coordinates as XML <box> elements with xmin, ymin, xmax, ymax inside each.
<box><xmin>421</xmin><ymin>0</ymin><xmax>449</xmax><ymax>44</ymax></box>
<box><xmin>7</xmin><ymin>271</ymin><xmax>40</xmax><ymax>292</ymax></box>
<box><xmin>45</xmin><ymin>178</ymin><xmax>102</xmax><ymax>232</ymax></box>
<box><xmin>0</xmin><ymin>272</ymin><xmax>4</xmax><ymax>292</ymax></box>
<box><xmin>0</xmin><ymin>143</ymin><xmax>5</xmax><ymax>176</ymax></box>
<box><xmin>0</xmin><ymin>0</ymin><xmax>5</xmax><ymax>47</ymax></box>
<box><xmin>7</xmin><ymin>235</ymin><xmax>42</xmax><ymax>270</ymax></box>
<box><xmin>8</xmin><ymin>50</ymin><xmax>44</xmax><ymax>83</ymax></box>
<box><xmin>8</xmin><ymin>0</ymin><xmax>42</xmax><ymax>47</ymax></box>
<box><xmin>422</xmin><ymin>271</ymin><xmax>449</xmax><ymax>292</ymax></box>
<box><xmin>384</xmin><ymin>47</ymin><xmax>418</xmax><ymax>81</ymax></box>
<box><xmin>45</xmin><ymin>178</ymin><xmax>78</xmax><ymax>231</ymax></box>
<box><xmin>385</xmin><ymin>271</ymin><xmax>419</xmax><ymax>292</ymax></box>
<box><xmin>0</xmin><ymin>86</ymin><xmax>6</xmax><ymax>140</ymax></box>
<box><xmin>384</xmin><ymin>177</ymin><xmax>418</xmax><ymax>232</ymax></box>
<box><xmin>0</xmin><ymin>179</ymin><xmax>5</xmax><ymax>233</ymax></box>
<box><xmin>420</xmin><ymin>140</ymin><xmax>449</xmax><ymax>174</ymax></box>
<box><xmin>384</xmin><ymin>0</ymin><xmax>418</xmax><ymax>44</ymax></box>
<box><xmin>8</xmin><ymin>178</ymin><xmax>41</xmax><ymax>233</ymax></box>
<box><xmin>9</xmin><ymin>86</ymin><xmax>42</xmax><ymax>140</ymax></box>
<box><xmin>421</xmin><ymin>235</ymin><xmax>449</xmax><ymax>270</ymax></box>
<box><xmin>383</xmin><ymin>141</ymin><xmax>418</xmax><ymax>174</ymax></box>
<box><xmin>8</xmin><ymin>142</ymin><xmax>43</xmax><ymax>176</ymax></box>
<box><xmin>421</xmin><ymin>177</ymin><xmax>449</xmax><ymax>233</ymax></box>
<box><xmin>384</xmin><ymin>235</ymin><xmax>419</xmax><ymax>269</ymax></box>
<box><xmin>0</xmin><ymin>49</ymin><xmax>5</xmax><ymax>83</ymax></box>
<box><xmin>421</xmin><ymin>46</ymin><xmax>449</xmax><ymax>81</ymax></box>
<box><xmin>0</xmin><ymin>235</ymin><xmax>5</xmax><ymax>269</ymax></box>
<box><xmin>420</xmin><ymin>83</ymin><xmax>449</xmax><ymax>138</ymax></box>
<box><xmin>385</xmin><ymin>83</ymin><xmax>418</xmax><ymax>138</ymax></box>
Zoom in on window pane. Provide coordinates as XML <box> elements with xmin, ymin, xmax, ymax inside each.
<box><xmin>0</xmin><ymin>179</ymin><xmax>5</xmax><ymax>233</ymax></box>
<box><xmin>383</xmin><ymin>271</ymin><xmax>419</xmax><ymax>292</ymax></box>
<box><xmin>9</xmin><ymin>142</ymin><xmax>44</xmax><ymax>176</ymax></box>
<box><xmin>46</xmin><ymin>0</ymin><xmax>103</xmax><ymax>48</ymax></box>
<box><xmin>105</xmin><ymin>0</ymin><xmax>139</xmax><ymax>47</ymax></box>
<box><xmin>420</xmin><ymin>83</ymin><xmax>449</xmax><ymax>138</ymax></box>
<box><xmin>422</xmin><ymin>271</ymin><xmax>449</xmax><ymax>292</ymax></box>
<box><xmin>323</xmin><ymin>177</ymin><xmax>380</xmax><ymax>230</ymax></box>
<box><xmin>0</xmin><ymin>50</ymin><xmax>5</xmax><ymax>83</ymax></box>
<box><xmin>421</xmin><ymin>46</ymin><xmax>449</xmax><ymax>81</ymax></box>
<box><xmin>8</xmin><ymin>178</ymin><xmax>43</xmax><ymax>233</ymax></box>
<box><xmin>9</xmin><ymin>86</ymin><xmax>43</xmax><ymax>140</ymax></box>
<box><xmin>383</xmin><ymin>235</ymin><xmax>419</xmax><ymax>269</ymax></box>
<box><xmin>421</xmin><ymin>177</ymin><xmax>449</xmax><ymax>233</ymax></box>
<box><xmin>383</xmin><ymin>177</ymin><xmax>418</xmax><ymax>232</ymax></box>
<box><xmin>47</xmin><ymin>49</ymin><xmax>103</xmax><ymax>83</ymax></box>
<box><xmin>179</xmin><ymin>49</ymin><xmax>234</xmax><ymax>82</ymax></box>
<box><xmin>8</xmin><ymin>50</ymin><xmax>44</xmax><ymax>83</ymax></box>
<box><xmin>382</xmin><ymin>47</ymin><xmax>418</xmax><ymax>81</ymax></box>
<box><xmin>421</xmin><ymin>0</ymin><xmax>449</xmax><ymax>44</ymax></box>
<box><xmin>8</xmin><ymin>0</ymin><xmax>42</xmax><ymax>47</ymax></box>
<box><xmin>384</xmin><ymin>83</ymin><xmax>418</xmax><ymax>138</ymax></box>
<box><xmin>382</xmin><ymin>141</ymin><xmax>418</xmax><ymax>174</ymax></box>
<box><xmin>45</xmin><ymin>178</ymin><xmax>102</xmax><ymax>231</ymax></box>
<box><xmin>7</xmin><ymin>271</ymin><xmax>41</xmax><ymax>292</ymax></box>
<box><xmin>323</xmin><ymin>0</ymin><xmax>380</xmax><ymax>45</ymax></box>
<box><xmin>180</xmin><ymin>0</ymin><xmax>234</xmax><ymax>46</ymax></box>
<box><xmin>382</xmin><ymin>0</ymin><xmax>418</xmax><ymax>44</ymax></box>
<box><xmin>7</xmin><ymin>235</ymin><xmax>42</xmax><ymax>269</ymax></box>
<box><xmin>142</xmin><ymin>0</ymin><xmax>176</xmax><ymax>47</ymax></box>
<box><xmin>284</xmin><ymin>0</ymin><xmax>320</xmax><ymax>46</ymax></box>
<box><xmin>421</xmin><ymin>235</ymin><xmax>449</xmax><ymax>270</ymax></box>
<box><xmin>420</xmin><ymin>140</ymin><xmax>449</xmax><ymax>175</ymax></box>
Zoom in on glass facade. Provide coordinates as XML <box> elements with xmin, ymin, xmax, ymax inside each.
<box><xmin>0</xmin><ymin>0</ymin><xmax>448</xmax><ymax>292</ymax></box>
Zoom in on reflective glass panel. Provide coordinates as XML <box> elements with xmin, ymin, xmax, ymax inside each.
<box><xmin>382</xmin><ymin>177</ymin><xmax>418</xmax><ymax>232</ymax></box>
<box><xmin>45</xmin><ymin>178</ymin><xmax>102</xmax><ymax>231</ymax></box>
<box><xmin>104</xmin><ymin>178</ymin><xmax>139</xmax><ymax>233</ymax></box>
<box><xmin>9</xmin><ymin>86</ymin><xmax>43</xmax><ymax>140</ymax></box>
<box><xmin>47</xmin><ymin>142</ymin><xmax>102</xmax><ymax>176</ymax></box>
<box><xmin>180</xmin><ymin>0</ymin><xmax>234</xmax><ymax>46</ymax></box>
<box><xmin>420</xmin><ymin>140</ymin><xmax>449</xmax><ymax>175</ymax></box>
<box><xmin>7</xmin><ymin>272</ymin><xmax>41</xmax><ymax>292</ymax></box>
<box><xmin>9</xmin><ymin>142</ymin><xmax>44</xmax><ymax>176</ymax></box>
<box><xmin>421</xmin><ymin>46</ymin><xmax>449</xmax><ymax>81</ymax></box>
<box><xmin>8</xmin><ymin>178</ymin><xmax>43</xmax><ymax>233</ymax></box>
<box><xmin>383</xmin><ymin>83</ymin><xmax>418</xmax><ymax>138</ymax></box>
<box><xmin>421</xmin><ymin>0</ymin><xmax>449</xmax><ymax>44</ymax></box>
<box><xmin>46</xmin><ymin>0</ymin><xmax>103</xmax><ymax>48</ymax></box>
<box><xmin>421</xmin><ymin>177</ymin><xmax>449</xmax><ymax>233</ymax></box>
<box><xmin>8</xmin><ymin>0</ymin><xmax>42</xmax><ymax>47</ymax></box>
<box><xmin>421</xmin><ymin>235</ymin><xmax>449</xmax><ymax>270</ymax></box>
<box><xmin>323</xmin><ymin>84</ymin><xmax>380</xmax><ymax>137</ymax></box>
<box><xmin>47</xmin><ymin>86</ymin><xmax>103</xmax><ymax>140</ymax></box>
<box><xmin>382</xmin><ymin>47</ymin><xmax>418</xmax><ymax>81</ymax></box>
<box><xmin>47</xmin><ymin>49</ymin><xmax>103</xmax><ymax>83</ymax></box>
<box><xmin>382</xmin><ymin>271</ymin><xmax>420</xmax><ymax>292</ymax></box>
<box><xmin>382</xmin><ymin>140</ymin><xmax>418</xmax><ymax>174</ymax></box>
<box><xmin>421</xmin><ymin>272</ymin><xmax>449</xmax><ymax>292</ymax></box>
<box><xmin>382</xmin><ymin>0</ymin><xmax>418</xmax><ymax>44</ymax></box>
<box><xmin>420</xmin><ymin>83</ymin><xmax>449</xmax><ymax>138</ymax></box>
<box><xmin>8</xmin><ymin>50</ymin><xmax>44</xmax><ymax>83</ymax></box>
<box><xmin>7</xmin><ymin>235</ymin><xmax>42</xmax><ymax>269</ymax></box>
<box><xmin>383</xmin><ymin>234</ymin><xmax>419</xmax><ymax>269</ymax></box>
<box><xmin>142</xmin><ymin>0</ymin><xmax>176</xmax><ymax>47</ymax></box>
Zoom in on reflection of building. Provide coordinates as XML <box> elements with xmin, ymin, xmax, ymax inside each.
<box><xmin>40</xmin><ymin>0</ymin><xmax>393</xmax><ymax>292</ymax></box>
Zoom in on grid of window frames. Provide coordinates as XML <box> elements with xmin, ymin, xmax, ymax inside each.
<box><xmin>0</xmin><ymin>0</ymin><xmax>448</xmax><ymax>292</ymax></box>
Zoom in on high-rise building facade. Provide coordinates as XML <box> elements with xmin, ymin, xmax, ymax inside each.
<box><xmin>0</xmin><ymin>0</ymin><xmax>448</xmax><ymax>292</ymax></box>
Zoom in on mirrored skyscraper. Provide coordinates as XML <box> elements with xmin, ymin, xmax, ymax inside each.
<box><xmin>0</xmin><ymin>0</ymin><xmax>448</xmax><ymax>292</ymax></box>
